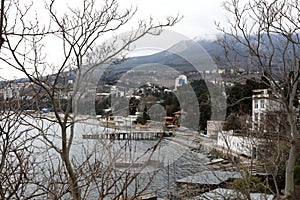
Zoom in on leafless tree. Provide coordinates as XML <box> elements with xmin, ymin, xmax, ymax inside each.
<box><xmin>217</xmin><ymin>0</ymin><xmax>300</xmax><ymax>198</ymax></box>
<box><xmin>0</xmin><ymin>88</ymin><xmax>46</xmax><ymax>199</ymax></box>
<box><xmin>0</xmin><ymin>0</ymin><xmax>180</xmax><ymax>199</ymax></box>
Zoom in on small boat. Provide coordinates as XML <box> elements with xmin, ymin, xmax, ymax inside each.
<box><xmin>221</xmin><ymin>159</ymin><xmax>230</xmax><ymax>164</ymax></box>
<box><xmin>205</xmin><ymin>158</ymin><xmax>224</xmax><ymax>165</ymax></box>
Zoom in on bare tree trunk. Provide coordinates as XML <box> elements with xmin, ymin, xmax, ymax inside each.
<box><xmin>285</xmin><ymin>141</ymin><xmax>298</xmax><ymax>199</ymax></box>
<box><xmin>61</xmin><ymin>127</ymin><xmax>81</xmax><ymax>200</ymax></box>
<box><xmin>218</xmin><ymin>0</ymin><xmax>300</xmax><ymax>198</ymax></box>
<box><xmin>285</xmin><ymin>110</ymin><xmax>300</xmax><ymax>199</ymax></box>
<box><xmin>1</xmin><ymin>0</ymin><xmax>180</xmax><ymax>198</ymax></box>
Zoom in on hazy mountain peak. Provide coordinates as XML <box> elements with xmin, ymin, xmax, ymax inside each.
<box><xmin>168</xmin><ymin>39</ymin><xmax>196</xmax><ymax>54</ymax></box>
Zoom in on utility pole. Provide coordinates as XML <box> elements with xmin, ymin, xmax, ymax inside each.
<box><xmin>0</xmin><ymin>0</ymin><xmax>5</xmax><ymax>49</ymax></box>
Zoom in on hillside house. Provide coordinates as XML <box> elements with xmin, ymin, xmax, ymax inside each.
<box><xmin>252</xmin><ymin>88</ymin><xmax>281</xmax><ymax>131</ymax></box>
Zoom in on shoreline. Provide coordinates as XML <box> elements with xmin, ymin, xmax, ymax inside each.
<box><xmin>38</xmin><ymin>112</ymin><xmax>254</xmax><ymax>170</ymax></box>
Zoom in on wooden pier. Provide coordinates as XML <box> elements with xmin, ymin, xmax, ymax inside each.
<box><xmin>82</xmin><ymin>130</ymin><xmax>164</xmax><ymax>140</ymax></box>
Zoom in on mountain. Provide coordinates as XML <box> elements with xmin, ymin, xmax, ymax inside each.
<box><xmin>101</xmin><ymin>33</ymin><xmax>300</xmax><ymax>84</ymax></box>
<box><xmin>4</xmin><ymin>34</ymin><xmax>296</xmax><ymax>84</ymax></box>
<box><xmin>100</xmin><ymin>39</ymin><xmax>227</xmax><ymax>83</ymax></box>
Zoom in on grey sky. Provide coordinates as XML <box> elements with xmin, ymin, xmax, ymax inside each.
<box><xmin>0</xmin><ymin>0</ymin><xmax>229</xmax><ymax>79</ymax></box>
<box><xmin>122</xmin><ymin>0</ymin><xmax>228</xmax><ymax>38</ymax></box>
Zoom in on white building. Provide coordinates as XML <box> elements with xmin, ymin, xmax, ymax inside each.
<box><xmin>2</xmin><ymin>82</ymin><xmax>20</xmax><ymax>100</ymax></box>
<box><xmin>207</xmin><ymin>120</ymin><xmax>225</xmax><ymax>139</ymax></box>
<box><xmin>252</xmin><ymin>88</ymin><xmax>281</xmax><ymax>131</ymax></box>
<box><xmin>114</xmin><ymin>116</ymin><xmax>125</xmax><ymax>127</ymax></box>
<box><xmin>110</xmin><ymin>86</ymin><xmax>125</xmax><ymax>98</ymax></box>
<box><xmin>215</xmin><ymin>88</ymin><xmax>285</xmax><ymax>158</ymax></box>
<box><xmin>217</xmin><ymin>131</ymin><xmax>258</xmax><ymax>157</ymax></box>
<box><xmin>174</xmin><ymin>75</ymin><xmax>187</xmax><ymax>90</ymax></box>
<box><xmin>114</xmin><ymin>115</ymin><xmax>138</xmax><ymax>127</ymax></box>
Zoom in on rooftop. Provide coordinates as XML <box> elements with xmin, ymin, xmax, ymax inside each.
<box><xmin>194</xmin><ymin>188</ymin><xmax>274</xmax><ymax>200</ymax></box>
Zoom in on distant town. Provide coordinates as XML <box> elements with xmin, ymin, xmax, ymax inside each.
<box><xmin>1</xmin><ymin>0</ymin><xmax>299</xmax><ymax>199</ymax></box>
<box><xmin>1</xmin><ymin>57</ymin><xmax>294</xmax><ymax>199</ymax></box>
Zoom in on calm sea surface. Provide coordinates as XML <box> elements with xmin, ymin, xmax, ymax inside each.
<box><xmin>3</xmin><ymin>116</ymin><xmax>210</xmax><ymax>198</ymax></box>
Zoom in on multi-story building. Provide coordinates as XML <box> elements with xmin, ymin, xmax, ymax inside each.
<box><xmin>216</xmin><ymin>88</ymin><xmax>293</xmax><ymax>158</ymax></box>
<box><xmin>2</xmin><ymin>82</ymin><xmax>20</xmax><ymax>100</ymax></box>
<box><xmin>174</xmin><ymin>75</ymin><xmax>187</xmax><ymax>90</ymax></box>
<box><xmin>252</xmin><ymin>88</ymin><xmax>281</xmax><ymax>131</ymax></box>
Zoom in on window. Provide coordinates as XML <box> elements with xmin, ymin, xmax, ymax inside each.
<box><xmin>254</xmin><ymin>113</ymin><xmax>258</xmax><ymax>122</ymax></box>
<box><xmin>254</xmin><ymin>100</ymin><xmax>259</xmax><ymax>108</ymax></box>
<box><xmin>260</xmin><ymin>99</ymin><xmax>265</xmax><ymax>108</ymax></box>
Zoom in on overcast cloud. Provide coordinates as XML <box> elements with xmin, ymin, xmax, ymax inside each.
<box><xmin>0</xmin><ymin>0</ymin><xmax>230</xmax><ymax>79</ymax></box>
